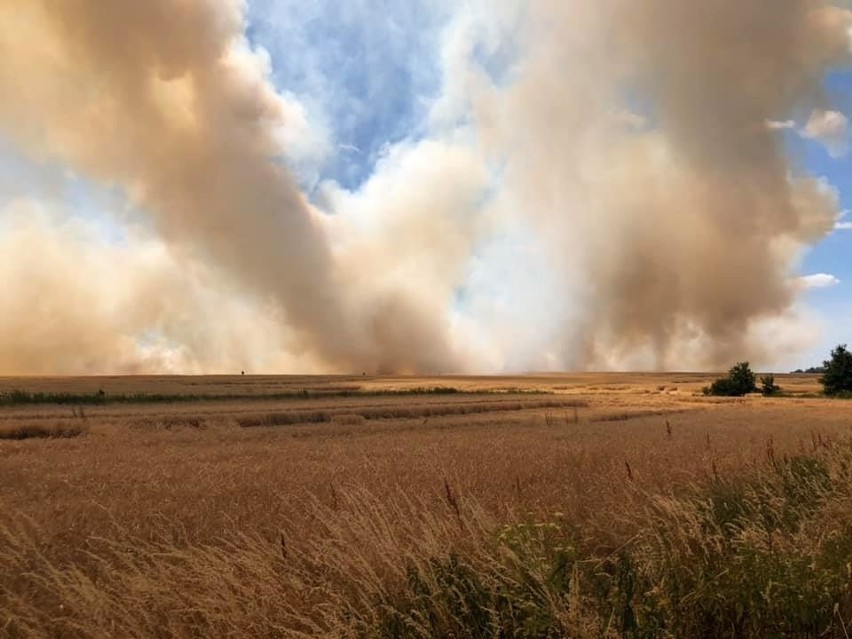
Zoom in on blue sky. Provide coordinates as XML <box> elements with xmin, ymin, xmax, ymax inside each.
<box><xmin>245</xmin><ymin>0</ymin><xmax>451</xmax><ymax>191</ymax></box>
<box><xmin>792</xmin><ymin>71</ymin><xmax>852</xmax><ymax>365</ymax></box>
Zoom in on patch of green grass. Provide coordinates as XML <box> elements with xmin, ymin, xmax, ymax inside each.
<box><xmin>377</xmin><ymin>520</ymin><xmax>578</xmax><ymax>638</ymax></box>
<box><xmin>372</xmin><ymin>445</ymin><xmax>852</xmax><ymax>638</ymax></box>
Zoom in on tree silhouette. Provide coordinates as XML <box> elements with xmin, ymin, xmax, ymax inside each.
<box><xmin>705</xmin><ymin>362</ymin><xmax>758</xmax><ymax>397</ymax></box>
<box><xmin>820</xmin><ymin>345</ymin><xmax>852</xmax><ymax>397</ymax></box>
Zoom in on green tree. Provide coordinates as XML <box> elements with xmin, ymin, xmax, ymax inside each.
<box><xmin>705</xmin><ymin>362</ymin><xmax>758</xmax><ymax>397</ymax></box>
<box><xmin>820</xmin><ymin>345</ymin><xmax>852</xmax><ymax>397</ymax></box>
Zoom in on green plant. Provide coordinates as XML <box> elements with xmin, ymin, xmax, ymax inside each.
<box><xmin>705</xmin><ymin>362</ymin><xmax>758</xmax><ymax>397</ymax></box>
<box><xmin>820</xmin><ymin>345</ymin><xmax>852</xmax><ymax>397</ymax></box>
<box><xmin>760</xmin><ymin>374</ymin><xmax>781</xmax><ymax>396</ymax></box>
<box><xmin>377</xmin><ymin>520</ymin><xmax>577</xmax><ymax>638</ymax></box>
<box><xmin>370</xmin><ymin>444</ymin><xmax>852</xmax><ymax>638</ymax></box>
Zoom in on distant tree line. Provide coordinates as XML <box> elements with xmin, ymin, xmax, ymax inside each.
<box><xmin>790</xmin><ymin>366</ymin><xmax>826</xmax><ymax>374</ymax></box>
<box><xmin>705</xmin><ymin>344</ymin><xmax>852</xmax><ymax>398</ymax></box>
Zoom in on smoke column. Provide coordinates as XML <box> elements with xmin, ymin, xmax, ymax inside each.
<box><xmin>472</xmin><ymin>0</ymin><xmax>850</xmax><ymax>369</ymax></box>
<box><xmin>0</xmin><ymin>0</ymin><xmax>849</xmax><ymax>373</ymax></box>
<box><xmin>0</xmin><ymin>0</ymin><xmax>464</xmax><ymax>374</ymax></box>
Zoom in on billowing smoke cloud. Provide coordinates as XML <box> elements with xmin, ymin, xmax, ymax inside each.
<box><xmin>0</xmin><ymin>0</ymin><xmax>466</xmax><ymax>374</ymax></box>
<box><xmin>464</xmin><ymin>0</ymin><xmax>850</xmax><ymax>369</ymax></box>
<box><xmin>0</xmin><ymin>0</ymin><xmax>849</xmax><ymax>374</ymax></box>
<box><xmin>0</xmin><ymin>198</ymin><xmax>320</xmax><ymax>375</ymax></box>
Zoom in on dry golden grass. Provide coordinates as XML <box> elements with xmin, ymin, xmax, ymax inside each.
<box><xmin>0</xmin><ymin>373</ymin><xmax>848</xmax><ymax>637</ymax></box>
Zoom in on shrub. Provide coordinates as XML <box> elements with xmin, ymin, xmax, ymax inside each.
<box><xmin>820</xmin><ymin>345</ymin><xmax>852</xmax><ymax>397</ymax></box>
<box><xmin>705</xmin><ymin>362</ymin><xmax>758</xmax><ymax>397</ymax></box>
<box><xmin>760</xmin><ymin>374</ymin><xmax>781</xmax><ymax>396</ymax></box>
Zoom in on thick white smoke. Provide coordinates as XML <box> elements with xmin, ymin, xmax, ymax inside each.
<box><xmin>0</xmin><ymin>0</ymin><xmax>849</xmax><ymax>374</ymax></box>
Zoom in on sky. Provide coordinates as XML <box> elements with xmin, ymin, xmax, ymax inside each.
<box><xmin>0</xmin><ymin>0</ymin><xmax>850</xmax><ymax>374</ymax></box>
<box><xmin>791</xmin><ymin>70</ymin><xmax>852</xmax><ymax>366</ymax></box>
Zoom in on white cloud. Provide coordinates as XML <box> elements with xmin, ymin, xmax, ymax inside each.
<box><xmin>834</xmin><ymin>211</ymin><xmax>852</xmax><ymax>230</ymax></box>
<box><xmin>765</xmin><ymin>119</ymin><xmax>796</xmax><ymax>130</ymax></box>
<box><xmin>802</xmin><ymin>109</ymin><xmax>850</xmax><ymax>158</ymax></box>
<box><xmin>797</xmin><ymin>273</ymin><xmax>842</xmax><ymax>289</ymax></box>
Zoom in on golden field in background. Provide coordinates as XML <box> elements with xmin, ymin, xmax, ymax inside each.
<box><xmin>1</xmin><ymin>373</ymin><xmax>850</xmax><ymax>637</ymax></box>
<box><xmin>0</xmin><ymin>371</ymin><xmax>827</xmax><ymax>397</ymax></box>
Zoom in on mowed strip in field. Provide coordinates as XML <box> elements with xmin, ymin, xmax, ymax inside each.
<box><xmin>2</xmin><ymin>373</ymin><xmax>850</xmax><ymax>637</ymax></box>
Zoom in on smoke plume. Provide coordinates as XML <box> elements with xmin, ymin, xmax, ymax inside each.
<box><xmin>0</xmin><ymin>0</ymin><xmax>463</xmax><ymax>374</ymax></box>
<box><xmin>470</xmin><ymin>0</ymin><xmax>849</xmax><ymax>369</ymax></box>
<box><xmin>0</xmin><ymin>0</ymin><xmax>849</xmax><ymax>373</ymax></box>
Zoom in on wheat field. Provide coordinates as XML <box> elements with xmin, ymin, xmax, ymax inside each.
<box><xmin>1</xmin><ymin>373</ymin><xmax>850</xmax><ymax>637</ymax></box>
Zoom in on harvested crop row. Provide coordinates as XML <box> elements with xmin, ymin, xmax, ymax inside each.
<box><xmin>237</xmin><ymin>398</ymin><xmax>588</xmax><ymax>428</ymax></box>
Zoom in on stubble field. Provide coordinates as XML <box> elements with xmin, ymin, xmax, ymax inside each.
<box><xmin>1</xmin><ymin>373</ymin><xmax>851</xmax><ymax>638</ymax></box>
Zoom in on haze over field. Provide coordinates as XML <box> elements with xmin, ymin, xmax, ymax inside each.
<box><xmin>1</xmin><ymin>0</ymin><xmax>851</xmax><ymax>374</ymax></box>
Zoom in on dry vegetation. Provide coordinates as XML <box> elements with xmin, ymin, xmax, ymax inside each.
<box><xmin>1</xmin><ymin>373</ymin><xmax>850</xmax><ymax>637</ymax></box>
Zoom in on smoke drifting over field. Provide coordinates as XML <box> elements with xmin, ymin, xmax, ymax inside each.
<box><xmin>0</xmin><ymin>0</ymin><xmax>849</xmax><ymax>374</ymax></box>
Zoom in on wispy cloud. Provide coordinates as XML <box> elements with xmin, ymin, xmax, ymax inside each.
<box><xmin>797</xmin><ymin>273</ymin><xmax>842</xmax><ymax>289</ymax></box>
<box><xmin>765</xmin><ymin>119</ymin><xmax>796</xmax><ymax>130</ymax></box>
<box><xmin>802</xmin><ymin>109</ymin><xmax>850</xmax><ymax>158</ymax></box>
<box><xmin>834</xmin><ymin>211</ymin><xmax>852</xmax><ymax>231</ymax></box>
